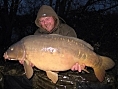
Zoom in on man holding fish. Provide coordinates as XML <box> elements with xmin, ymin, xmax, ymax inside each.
<box><xmin>4</xmin><ymin>5</ymin><xmax>84</xmax><ymax>89</ymax></box>
<box><xmin>4</xmin><ymin>4</ymin><xmax>115</xmax><ymax>88</ymax></box>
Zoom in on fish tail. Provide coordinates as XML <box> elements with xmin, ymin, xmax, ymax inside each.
<box><xmin>93</xmin><ymin>66</ymin><xmax>105</xmax><ymax>82</ymax></box>
<box><xmin>93</xmin><ymin>56</ymin><xmax>115</xmax><ymax>82</ymax></box>
<box><xmin>100</xmin><ymin>56</ymin><xmax>115</xmax><ymax>70</ymax></box>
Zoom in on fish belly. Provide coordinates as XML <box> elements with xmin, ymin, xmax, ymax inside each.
<box><xmin>26</xmin><ymin>50</ymin><xmax>77</xmax><ymax>71</ymax></box>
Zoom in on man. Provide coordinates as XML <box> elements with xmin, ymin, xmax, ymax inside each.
<box><xmin>34</xmin><ymin>5</ymin><xmax>77</xmax><ymax>37</ymax></box>
<box><xmin>31</xmin><ymin>5</ymin><xmax>85</xmax><ymax>89</ymax></box>
<box><xmin>34</xmin><ymin>5</ymin><xmax>84</xmax><ymax>72</ymax></box>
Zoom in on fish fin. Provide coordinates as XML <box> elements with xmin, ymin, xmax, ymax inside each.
<box><xmin>46</xmin><ymin>71</ymin><xmax>58</xmax><ymax>83</ymax></box>
<box><xmin>49</xmin><ymin>34</ymin><xmax>94</xmax><ymax>50</ymax></box>
<box><xmin>100</xmin><ymin>56</ymin><xmax>115</xmax><ymax>70</ymax></box>
<box><xmin>93</xmin><ymin>67</ymin><xmax>105</xmax><ymax>82</ymax></box>
<box><xmin>93</xmin><ymin>56</ymin><xmax>115</xmax><ymax>82</ymax></box>
<box><xmin>23</xmin><ymin>60</ymin><xmax>34</xmax><ymax>79</ymax></box>
<box><xmin>69</xmin><ymin>37</ymin><xmax>94</xmax><ymax>50</ymax></box>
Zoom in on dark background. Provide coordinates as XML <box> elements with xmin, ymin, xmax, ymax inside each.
<box><xmin>0</xmin><ymin>0</ymin><xmax>118</xmax><ymax>89</ymax></box>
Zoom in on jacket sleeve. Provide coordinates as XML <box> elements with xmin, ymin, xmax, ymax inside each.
<box><xmin>34</xmin><ymin>29</ymin><xmax>41</xmax><ymax>35</ymax></box>
<box><xmin>66</xmin><ymin>26</ymin><xmax>77</xmax><ymax>37</ymax></box>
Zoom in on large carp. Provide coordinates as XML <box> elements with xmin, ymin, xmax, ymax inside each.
<box><xmin>3</xmin><ymin>34</ymin><xmax>115</xmax><ymax>83</ymax></box>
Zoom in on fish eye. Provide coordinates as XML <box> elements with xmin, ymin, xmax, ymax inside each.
<box><xmin>10</xmin><ymin>47</ymin><xmax>14</xmax><ymax>51</ymax></box>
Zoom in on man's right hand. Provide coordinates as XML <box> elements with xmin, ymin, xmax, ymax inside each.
<box><xmin>71</xmin><ymin>63</ymin><xmax>86</xmax><ymax>72</ymax></box>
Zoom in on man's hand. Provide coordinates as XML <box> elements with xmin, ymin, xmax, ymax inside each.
<box><xmin>19</xmin><ymin>60</ymin><xmax>34</xmax><ymax>67</ymax></box>
<box><xmin>71</xmin><ymin>63</ymin><xmax>86</xmax><ymax>72</ymax></box>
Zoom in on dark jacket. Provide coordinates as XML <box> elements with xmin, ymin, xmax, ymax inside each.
<box><xmin>34</xmin><ymin>5</ymin><xmax>77</xmax><ymax>37</ymax></box>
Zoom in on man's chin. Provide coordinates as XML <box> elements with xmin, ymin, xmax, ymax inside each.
<box><xmin>45</xmin><ymin>28</ymin><xmax>53</xmax><ymax>32</ymax></box>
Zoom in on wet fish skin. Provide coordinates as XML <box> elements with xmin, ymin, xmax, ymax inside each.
<box><xmin>3</xmin><ymin>34</ymin><xmax>115</xmax><ymax>83</ymax></box>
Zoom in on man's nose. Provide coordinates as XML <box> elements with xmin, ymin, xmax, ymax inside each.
<box><xmin>44</xmin><ymin>20</ymin><xmax>49</xmax><ymax>24</ymax></box>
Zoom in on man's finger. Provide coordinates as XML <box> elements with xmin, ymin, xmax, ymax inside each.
<box><xmin>78</xmin><ymin>64</ymin><xmax>82</xmax><ymax>72</ymax></box>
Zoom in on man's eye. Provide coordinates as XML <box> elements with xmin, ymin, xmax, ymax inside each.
<box><xmin>46</xmin><ymin>18</ymin><xmax>50</xmax><ymax>20</ymax></box>
<box><xmin>40</xmin><ymin>20</ymin><xmax>44</xmax><ymax>23</ymax></box>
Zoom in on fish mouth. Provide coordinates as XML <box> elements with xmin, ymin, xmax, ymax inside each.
<box><xmin>3</xmin><ymin>52</ymin><xmax>16</xmax><ymax>60</ymax></box>
<box><xmin>3</xmin><ymin>51</ymin><xmax>26</xmax><ymax>63</ymax></box>
<box><xmin>3</xmin><ymin>52</ymin><xmax>9</xmax><ymax>60</ymax></box>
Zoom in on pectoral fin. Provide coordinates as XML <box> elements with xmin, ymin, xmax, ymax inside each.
<box><xmin>23</xmin><ymin>60</ymin><xmax>33</xmax><ymax>79</ymax></box>
<box><xmin>46</xmin><ymin>71</ymin><xmax>58</xmax><ymax>83</ymax></box>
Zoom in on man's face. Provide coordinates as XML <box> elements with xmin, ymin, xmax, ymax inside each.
<box><xmin>39</xmin><ymin>16</ymin><xmax>55</xmax><ymax>32</ymax></box>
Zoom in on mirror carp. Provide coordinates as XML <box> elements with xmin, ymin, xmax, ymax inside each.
<box><xmin>3</xmin><ymin>34</ymin><xmax>115</xmax><ymax>83</ymax></box>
